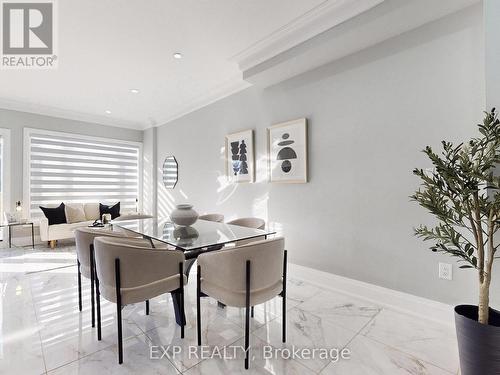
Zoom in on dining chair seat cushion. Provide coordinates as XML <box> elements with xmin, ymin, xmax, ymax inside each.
<box><xmin>100</xmin><ymin>273</ymin><xmax>187</xmax><ymax>305</ymax></box>
<box><xmin>201</xmin><ymin>278</ymin><xmax>282</xmax><ymax>308</ymax></box>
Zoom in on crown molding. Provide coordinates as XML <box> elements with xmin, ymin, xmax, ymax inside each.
<box><xmin>242</xmin><ymin>0</ymin><xmax>481</xmax><ymax>87</ymax></box>
<box><xmin>0</xmin><ymin>98</ymin><xmax>146</xmax><ymax>130</ymax></box>
<box><xmin>0</xmin><ymin>77</ymin><xmax>251</xmax><ymax>131</ymax></box>
<box><xmin>230</xmin><ymin>0</ymin><xmax>385</xmax><ymax>72</ymax></box>
<box><xmin>0</xmin><ymin>0</ymin><xmax>390</xmax><ymax>130</ymax></box>
<box><xmin>153</xmin><ymin>75</ymin><xmax>251</xmax><ymax>127</ymax></box>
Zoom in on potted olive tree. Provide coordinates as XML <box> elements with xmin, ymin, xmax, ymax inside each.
<box><xmin>412</xmin><ymin>108</ymin><xmax>500</xmax><ymax>375</ymax></box>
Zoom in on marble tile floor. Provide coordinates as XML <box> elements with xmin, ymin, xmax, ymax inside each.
<box><xmin>0</xmin><ymin>243</ymin><xmax>460</xmax><ymax>374</ymax></box>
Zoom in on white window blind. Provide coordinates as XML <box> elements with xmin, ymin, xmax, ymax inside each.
<box><xmin>25</xmin><ymin>129</ymin><xmax>141</xmax><ymax>218</ymax></box>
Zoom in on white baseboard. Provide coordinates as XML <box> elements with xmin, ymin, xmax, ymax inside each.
<box><xmin>289</xmin><ymin>263</ymin><xmax>455</xmax><ymax>327</ymax></box>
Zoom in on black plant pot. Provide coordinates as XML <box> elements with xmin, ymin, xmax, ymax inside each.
<box><xmin>455</xmin><ymin>304</ymin><xmax>500</xmax><ymax>375</ymax></box>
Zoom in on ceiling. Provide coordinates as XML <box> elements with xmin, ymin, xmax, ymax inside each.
<box><xmin>0</xmin><ymin>0</ymin><xmax>387</xmax><ymax>129</ymax></box>
<box><xmin>0</xmin><ymin>0</ymin><xmax>478</xmax><ymax>130</ymax></box>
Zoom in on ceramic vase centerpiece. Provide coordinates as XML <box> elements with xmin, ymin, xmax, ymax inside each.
<box><xmin>170</xmin><ymin>204</ymin><xmax>199</xmax><ymax>226</ymax></box>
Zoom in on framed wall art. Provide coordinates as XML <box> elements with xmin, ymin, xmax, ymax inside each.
<box><xmin>268</xmin><ymin>118</ymin><xmax>308</xmax><ymax>183</ymax></box>
<box><xmin>225</xmin><ymin>129</ymin><xmax>254</xmax><ymax>183</ymax></box>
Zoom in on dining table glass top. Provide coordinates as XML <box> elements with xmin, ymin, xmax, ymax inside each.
<box><xmin>112</xmin><ymin>218</ymin><xmax>275</xmax><ymax>251</ymax></box>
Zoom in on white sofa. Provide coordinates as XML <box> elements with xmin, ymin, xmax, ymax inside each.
<box><xmin>39</xmin><ymin>203</ymin><xmax>152</xmax><ymax>248</ymax></box>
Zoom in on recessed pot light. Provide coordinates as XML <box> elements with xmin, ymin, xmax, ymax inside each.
<box><xmin>173</xmin><ymin>52</ymin><xmax>183</xmax><ymax>59</ymax></box>
<box><xmin>129</xmin><ymin>89</ymin><xmax>140</xmax><ymax>94</ymax></box>
<box><xmin>105</xmin><ymin>110</ymin><xmax>112</xmax><ymax>114</ymax></box>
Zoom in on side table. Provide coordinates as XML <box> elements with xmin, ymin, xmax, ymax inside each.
<box><xmin>0</xmin><ymin>222</ymin><xmax>35</xmax><ymax>249</ymax></box>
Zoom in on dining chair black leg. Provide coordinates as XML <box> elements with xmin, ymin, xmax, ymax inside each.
<box><xmin>245</xmin><ymin>260</ymin><xmax>251</xmax><ymax>370</ymax></box>
<box><xmin>115</xmin><ymin>258</ymin><xmax>123</xmax><ymax>364</ymax></box>
<box><xmin>96</xmin><ymin>274</ymin><xmax>102</xmax><ymax>341</ymax></box>
<box><xmin>251</xmin><ymin>306</ymin><xmax>254</xmax><ymax>318</ymax></box>
<box><xmin>179</xmin><ymin>262</ymin><xmax>184</xmax><ymax>339</ymax></box>
<box><xmin>90</xmin><ymin>245</ymin><xmax>95</xmax><ymax>328</ymax></box>
<box><xmin>197</xmin><ymin>265</ymin><xmax>201</xmax><ymax>346</ymax></box>
<box><xmin>282</xmin><ymin>250</ymin><xmax>287</xmax><ymax>343</ymax></box>
<box><xmin>77</xmin><ymin>259</ymin><xmax>82</xmax><ymax>312</ymax></box>
<box><xmin>146</xmin><ymin>300</ymin><xmax>149</xmax><ymax>315</ymax></box>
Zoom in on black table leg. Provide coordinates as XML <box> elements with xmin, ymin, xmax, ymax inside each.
<box><xmin>8</xmin><ymin>226</ymin><xmax>11</xmax><ymax>248</ymax></box>
<box><xmin>171</xmin><ymin>290</ymin><xmax>184</xmax><ymax>326</ymax></box>
<box><xmin>171</xmin><ymin>258</ymin><xmax>196</xmax><ymax>326</ymax></box>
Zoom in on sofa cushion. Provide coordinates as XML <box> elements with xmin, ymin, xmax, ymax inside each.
<box><xmin>84</xmin><ymin>203</ymin><xmax>100</xmax><ymax>221</ymax></box>
<box><xmin>40</xmin><ymin>203</ymin><xmax>67</xmax><ymax>225</ymax></box>
<box><xmin>100</xmin><ymin>202</ymin><xmax>120</xmax><ymax>219</ymax></box>
<box><xmin>65</xmin><ymin>203</ymin><xmax>86</xmax><ymax>224</ymax></box>
<box><xmin>48</xmin><ymin>221</ymin><xmax>94</xmax><ymax>240</ymax></box>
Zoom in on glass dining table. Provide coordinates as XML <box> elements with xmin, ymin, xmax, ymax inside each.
<box><xmin>112</xmin><ymin>218</ymin><xmax>276</xmax><ymax>326</ymax></box>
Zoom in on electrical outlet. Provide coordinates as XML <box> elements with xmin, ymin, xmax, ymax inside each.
<box><xmin>439</xmin><ymin>262</ymin><xmax>452</xmax><ymax>280</ymax></box>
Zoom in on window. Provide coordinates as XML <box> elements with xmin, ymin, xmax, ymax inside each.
<box><xmin>24</xmin><ymin>128</ymin><xmax>142</xmax><ymax>219</ymax></box>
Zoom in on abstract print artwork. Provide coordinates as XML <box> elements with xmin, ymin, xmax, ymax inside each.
<box><xmin>225</xmin><ymin>129</ymin><xmax>254</xmax><ymax>183</ymax></box>
<box><xmin>268</xmin><ymin>118</ymin><xmax>308</xmax><ymax>183</ymax></box>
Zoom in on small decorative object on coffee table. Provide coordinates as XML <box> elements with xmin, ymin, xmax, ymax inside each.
<box><xmin>170</xmin><ymin>204</ymin><xmax>198</xmax><ymax>226</ymax></box>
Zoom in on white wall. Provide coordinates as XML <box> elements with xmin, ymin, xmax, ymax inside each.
<box><xmin>143</xmin><ymin>127</ymin><xmax>157</xmax><ymax>217</ymax></box>
<box><xmin>154</xmin><ymin>5</ymin><xmax>490</xmax><ymax>307</ymax></box>
<box><xmin>485</xmin><ymin>0</ymin><xmax>500</xmax><ymax>108</ymax></box>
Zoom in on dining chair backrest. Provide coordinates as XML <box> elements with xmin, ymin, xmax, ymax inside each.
<box><xmin>199</xmin><ymin>213</ymin><xmax>224</xmax><ymax>223</ymax></box>
<box><xmin>226</xmin><ymin>217</ymin><xmax>265</xmax><ymax>230</ymax></box>
<box><xmin>93</xmin><ymin>236</ymin><xmax>185</xmax><ymax>301</ymax></box>
<box><xmin>75</xmin><ymin>227</ymin><xmax>134</xmax><ymax>276</ymax></box>
<box><xmin>198</xmin><ymin>237</ymin><xmax>284</xmax><ymax>294</ymax></box>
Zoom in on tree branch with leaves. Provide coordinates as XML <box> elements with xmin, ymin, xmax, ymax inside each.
<box><xmin>411</xmin><ymin>108</ymin><xmax>500</xmax><ymax>324</ymax></box>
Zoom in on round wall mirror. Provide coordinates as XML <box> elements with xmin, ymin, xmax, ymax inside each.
<box><xmin>163</xmin><ymin>156</ymin><xmax>178</xmax><ymax>189</ymax></box>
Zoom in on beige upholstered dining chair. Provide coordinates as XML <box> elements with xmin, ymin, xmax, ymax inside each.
<box><xmin>94</xmin><ymin>236</ymin><xmax>187</xmax><ymax>364</ymax></box>
<box><xmin>74</xmin><ymin>227</ymin><xmax>146</xmax><ymax>331</ymax></box>
<box><xmin>226</xmin><ymin>217</ymin><xmax>267</xmax><ymax>246</ymax></box>
<box><xmin>226</xmin><ymin>217</ymin><xmax>265</xmax><ymax>230</ymax></box>
<box><xmin>196</xmin><ymin>237</ymin><xmax>287</xmax><ymax>369</ymax></box>
<box><xmin>199</xmin><ymin>213</ymin><xmax>225</xmax><ymax>222</ymax></box>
